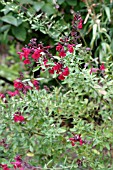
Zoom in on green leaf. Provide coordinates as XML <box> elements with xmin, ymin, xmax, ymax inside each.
<box><xmin>18</xmin><ymin>0</ymin><xmax>33</xmax><ymax>4</ymax></box>
<box><xmin>90</xmin><ymin>24</ymin><xmax>97</xmax><ymax>49</ymax></box>
<box><xmin>42</xmin><ymin>3</ymin><xmax>56</xmax><ymax>16</ymax></box>
<box><xmin>66</xmin><ymin>0</ymin><xmax>77</xmax><ymax>6</ymax></box>
<box><xmin>17</xmin><ymin>18</ymin><xmax>23</xmax><ymax>26</ymax></box>
<box><xmin>0</xmin><ymin>25</ymin><xmax>10</xmax><ymax>33</ymax></box>
<box><xmin>57</xmin><ymin>0</ymin><xmax>65</xmax><ymax>4</ymax></box>
<box><xmin>12</xmin><ymin>24</ymin><xmax>26</xmax><ymax>41</ymax></box>
<box><xmin>105</xmin><ymin>143</ymin><xmax>110</xmax><ymax>150</ymax></box>
<box><xmin>58</xmin><ymin>128</ymin><xmax>66</xmax><ymax>133</ymax></box>
<box><xmin>35</xmin><ymin>78</ymin><xmax>45</xmax><ymax>81</ymax></box>
<box><xmin>29</xmin><ymin>145</ymin><xmax>34</xmax><ymax>152</ymax></box>
<box><xmin>32</xmin><ymin>66</ymin><xmax>40</xmax><ymax>72</ymax></box>
<box><xmin>1</xmin><ymin>15</ymin><xmax>17</xmax><ymax>26</ymax></box>
<box><xmin>92</xmin><ymin>149</ymin><xmax>100</xmax><ymax>155</ymax></box>
<box><xmin>104</xmin><ymin>6</ymin><xmax>111</xmax><ymax>22</ymax></box>
<box><xmin>33</xmin><ymin>1</ymin><xmax>45</xmax><ymax>12</ymax></box>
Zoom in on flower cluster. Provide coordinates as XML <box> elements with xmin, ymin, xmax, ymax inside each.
<box><xmin>11</xmin><ymin>155</ymin><xmax>23</xmax><ymax>170</ymax></box>
<box><xmin>0</xmin><ymin>156</ymin><xmax>24</xmax><ymax>170</ymax></box>
<box><xmin>17</xmin><ymin>13</ymin><xmax>84</xmax><ymax>82</ymax></box>
<box><xmin>0</xmin><ymin>164</ymin><xmax>10</xmax><ymax>170</ymax></box>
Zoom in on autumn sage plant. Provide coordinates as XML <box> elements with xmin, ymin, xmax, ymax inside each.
<box><xmin>0</xmin><ymin>13</ymin><xmax>113</xmax><ymax>170</ymax></box>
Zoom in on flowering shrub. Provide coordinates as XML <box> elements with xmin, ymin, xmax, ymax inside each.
<box><xmin>0</xmin><ymin>13</ymin><xmax>113</xmax><ymax>170</ymax></box>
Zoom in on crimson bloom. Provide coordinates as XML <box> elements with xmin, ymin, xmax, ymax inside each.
<box><xmin>18</xmin><ymin>48</ymin><xmax>31</xmax><ymax>60</ymax></box>
<box><xmin>77</xmin><ymin>20</ymin><xmax>83</xmax><ymax>29</ymax></box>
<box><xmin>23</xmin><ymin>59</ymin><xmax>31</xmax><ymax>65</ymax></box>
<box><xmin>56</xmin><ymin>43</ymin><xmax>63</xmax><ymax>51</ymax></box>
<box><xmin>59</xmin><ymin>50</ymin><xmax>66</xmax><ymax>57</ymax></box>
<box><xmin>11</xmin><ymin>155</ymin><xmax>23</xmax><ymax>170</ymax></box>
<box><xmin>13</xmin><ymin>114</ymin><xmax>25</xmax><ymax>122</ymax></box>
<box><xmin>0</xmin><ymin>164</ymin><xmax>10</xmax><ymax>170</ymax></box>
<box><xmin>32</xmin><ymin>80</ymin><xmax>39</xmax><ymax>90</ymax></box>
<box><xmin>14</xmin><ymin>80</ymin><xmax>24</xmax><ymax>89</ymax></box>
<box><xmin>32</xmin><ymin>49</ymin><xmax>42</xmax><ymax>61</ymax></box>
<box><xmin>22</xmin><ymin>48</ymin><xmax>31</xmax><ymax>58</ymax></box>
<box><xmin>58</xmin><ymin>74</ymin><xmax>65</xmax><ymax>80</ymax></box>
<box><xmin>52</xmin><ymin>63</ymin><xmax>63</xmax><ymax>74</ymax></box>
<box><xmin>62</xmin><ymin>67</ymin><xmax>69</xmax><ymax>76</ymax></box>
<box><xmin>49</xmin><ymin>68</ymin><xmax>54</xmax><ymax>74</ymax></box>
<box><xmin>100</xmin><ymin>63</ymin><xmax>105</xmax><ymax>71</ymax></box>
<box><xmin>0</xmin><ymin>93</ymin><xmax>5</xmax><ymax>99</ymax></box>
<box><xmin>69</xmin><ymin>134</ymin><xmax>83</xmax><ymax>146</ymax></box>
<box><xmin>67</xmin><ymin>44</ymin><xmax>74</xmax><ymax>53</ymax></box>
<box><xmin>43</xmin><ymin>58</ymin><xmax>49</xmax><ymax>68</ymax></box>
<box><xmin>7</xmin><ymin>90</ymin><xmax>19</xmax><ymax>97</ymax></box>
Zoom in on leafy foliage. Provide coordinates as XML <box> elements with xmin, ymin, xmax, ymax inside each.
<box><xmin>0</xmin><ymin>38</ymin><xmax>113</xmax><ymax>169</ymax></box>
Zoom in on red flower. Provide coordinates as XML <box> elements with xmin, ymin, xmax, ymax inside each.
<box><xmin>14</xmin><ymin>80</ymin><xmax>24</xmax><ymax>89</ymax></box>
<box><xmin>13</xmin><ymin>114</ymin><xmax>25</xmax><ymax>122</ymax></box>
<box><xmin>77</xmin><ymin>20</ymin><xmax>83</xmax><ymax>29</ymax></box>
<box><xmin>22</xmin><ymin>48</ymin><xmax>31</xmax><ymax>59</ymax></box>
<box><xmin>53</xmin><ymin>63</ymin><xmax>63</xmax><ymax>73</ymax></box>
<box><xmin>69</xmin><ymin>134</ymin><xmax>83</xmax><ymax>146</ymax></box>
<box><xmin>0</xmin><ymin>164</ymin><xmax>10</xmax><ymax>170</ymax></box>
<box><xmin>23</xmin><ymin>59</ymin><xmax>31</xmax><ymax>65</ymax></box>
<box><xmin>58</xmin><ymin>74</ymin><xmax>65</xmax><ymax>80</ymax></box>
<box><xmin>32</xmin><ymin>80</ymin><xmax>39</xmax><ymax>90</ymax></box>
<box><xmin>32</xmin><ymin>49</ymin><xmax>42</xmax><ymax>61</ymax></box>
<box><xmin>11</xmin><ymin>155</ymin><xmax>23</xmax><ymax>169</ymax></box>
<box><xmin>62</xmin><ymin>67</ymin><xmax>69</xmax><ymax>76</ymax></box>
<box><xmin>67</xmin><ymin>44</ymin><xmax>74</xmax><ymax>53</ymax></box>
<box><xmin>43</xmin><ymin>58</ymin><xmax>49</xmax><ymax>68</ymax></box>
<box><xmin>0</xmin><ymin>93</ymin><xmax>5</xmax><ymax>99</ymax></box>
<box><xmin>100</xmin><ymin>63</ymin><xmax>105</xmax><ymax>71</ymax></box>
<box><xmin>59</xmin><ymin>50</ymin><xmax>66</xmax><ymax>57</ymax></box>
<box><xmin>11</xmin><ymin>161</ymin><xmax>22</xmax><ymax>169</ymax></box>
<box><xmin>18</xmin><ymin>48</ymin><xmax>31</xmax><ymax>60</ymax></box>
<box><xmin>24</xmin><ymin>85</ymin><xmax>32</xmax><ymax>90</ymax></box>
<box><xmin>7</xmin><ymin>90</ymin><xmax>19</xmax><ymax>97</ymax></box>
<box><xmin>56</xmin><ymin>43</ymin><xmax>62</xmax><ymax>51</ymax></box>
<box><xmin>18</xmin><ymin>52</ymin><xmax>24</xmax><ymax>60</ymax></box>
<box><xmin>32</xmin><ymin>80</ymin><xmax>39</xmax><ymax>86</ymax></box>
<box><xmin>49</xmin><ymin>68</ymin><xmax>54</xmax><ymax>74</ymax></box>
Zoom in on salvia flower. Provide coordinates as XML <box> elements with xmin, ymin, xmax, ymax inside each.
<box><xmin>23</xmin><ymin>59</ymin><xmax>31</xmax><ymax>65</ymax></box>
<box><xmin>32</xmin><ymin>49</ymin><xmax>42</xmax><ymax>61</ymax></box>
<box><xmin>67</xmin><ymin>44</ymin><xmax>74</xmax><ymax>53</ymax></box>
<box><xmin>32</xmin><ymin>80</ymin><xmax>39</xmax><ymax>90</ymax></box>
<box><xmin>18</xmin><ymin>48</ymin><xmax>31</xmax><ymax>60</ymax></box>
<box><xmin>77</xmin><ymin>20</ymin><xmax>83</xmax><ymax>29</ymax></box>
<box><xmin>59</xmin><ymin>50</ymin><xmax>66</xmax><ymax>57</ymax></box>
<box><xmin>14</xmin><ymin>80</ymin><xmax>24</xmax><ymax>90</ymax></box>
<box><xmin>56</xmin><ymin>43</ymin><xmax>63</xmax><ymax>51</ymax></box>
<box><xmin>13</xmin><ymin>112</ymin><xmax>25</xmax><ymax>122</ymax></box>
<box><xmin>62</xmin><ymin>67</ymin><xmax>69</xmax><ymax>76</ymax></box>
<box><xmin>49</xmin><ymin>68</ymin><xmax>55</xmax><ymax>74</ymax></box>
<box><xmin>69</xmin><ymin>134</ymin><xmax>83</xmax><ymax>146</ymax></box>
<box><xmin>11</xmin><ymin>155</ymin><xmax>23</xmax><ymax>170</ymax></box>
<box><xmin>0</xmin><ymin>93</ymin><xmax>5</xmax><ymax>99</ymax></box>
<box><xmin>100</xmin><ymin>63</ymin><xmax>105</xmax><ymax>71</ymax></box>
<box><xmin>7</xmin><ymin>90</ymin><xmax>19</xmax><ymax>97</ymax></box>
<box><xmin>58</xmin><ymin>74</ymin><xmax>65</xmax><ymax>80</ymax></box>
<box><xmin>0</xmin><ymin>164</ymin><xmax>10</xmax><ymax>170</ymax></box>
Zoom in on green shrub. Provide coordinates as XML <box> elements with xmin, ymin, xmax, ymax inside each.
<box><xmin>0</xmin><ymin>25</ymin><xmax>113</xmax><ymax>169</ymax></box>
